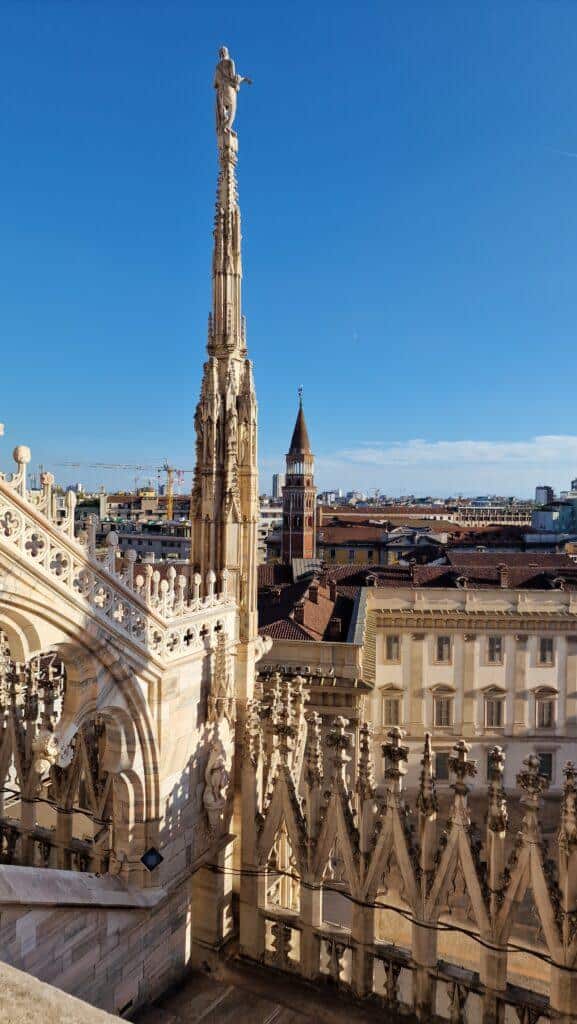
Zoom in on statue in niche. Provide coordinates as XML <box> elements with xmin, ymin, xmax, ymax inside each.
<box><xmin>214</xmin><ymin>46</ymin><xmax>252</xmax><ymax>136</ymax></box>
<box><xmin>203</xmin><ymin>738</ymin><xmax>230</xmax><ymax>831</ymax></box>
<box><xmin>238</xmin><ymin>421</ymin><xmax>249</xmax><ymax>464</ymax></box>
<box><xmin>226</xmin><ymin>407</ymin><xmax>238</xmax><ymax>451</ymax></box>
<box><xmin>204</xmin><ymin>413</ymin><xmax>215</xmax><ymax>457</ymax></box>
<box><xmin>194</xmin><ymin>407</ymin><xmax>204</xmax><ymax>452</ymax></box>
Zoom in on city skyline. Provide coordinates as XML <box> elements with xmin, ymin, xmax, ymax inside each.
<box><xmin>20</xmin><ymin>432</ymin><xmax>577</xmax><ymax>500</ymax></box>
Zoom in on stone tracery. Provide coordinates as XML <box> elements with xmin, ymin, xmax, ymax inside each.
<box><xmin>239</xmin><ymin>673</ymin><xmax>577</xmax><ymax>1021</ymax></box>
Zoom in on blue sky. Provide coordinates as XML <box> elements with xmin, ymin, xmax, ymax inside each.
<box><xmin>2</xmin><ymin>2</ymin><xmax>577</xmax><ymax>497</ymax></box>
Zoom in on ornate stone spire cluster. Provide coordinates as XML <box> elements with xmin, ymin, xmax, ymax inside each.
<box><xmin>191</xmin><ymin>48</ymin><xmax>259</xmax><ymax>698</ymax></box>
<box><xmin>241</xmin><ymin>706</ymin><xmax>577</xmax><ymax>1019</ymax></box>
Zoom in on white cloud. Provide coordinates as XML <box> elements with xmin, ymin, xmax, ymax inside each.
<box><xmin>310</xmin><ymin>435</ymin><xmax>577</xmax><ymax>496</ymax></box>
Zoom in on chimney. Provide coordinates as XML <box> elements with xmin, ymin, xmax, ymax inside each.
<box><xmin>498</xmin><ymin>563</ymin><xmax>510</xmax><ymax>589</ymax></box>
<box><xmin>294</xmin><ymin>600</ymin><xmax>306</xmax><ymax>625</ymax></box>
<box><xmin>328</xmin><ymin>579</ymin><xmax>337</xmax><ymax>602</ymax></box>
<box><xmin>309</xmin><ymin>581</ymin><xmax>319</xmax><ymax>604</ymax></box>
<box><xmin>327</xmin><ymin>616</ymin><xmax>342</xmax><ymax>640</ymax></box>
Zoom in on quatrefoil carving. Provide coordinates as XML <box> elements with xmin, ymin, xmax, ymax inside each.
<box><xmin>50</xmin><ymin>551</ymin><xmax>69</xmax><ymax>577</ymax></box>
<box><xmin>25</xmin><ymin>532</ymin><xmax>46</xmax><ymax>558</ymax></box>
<box><xmin>0</xmin><ymin>509</ymin><xmax>21</xmax><ymax>538</ymax></box>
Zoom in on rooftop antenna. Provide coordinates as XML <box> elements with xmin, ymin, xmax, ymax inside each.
<box><xmin>298</xmin><ymin>384</ymin><xmax>303</xmax><ymax>405</ymax></box>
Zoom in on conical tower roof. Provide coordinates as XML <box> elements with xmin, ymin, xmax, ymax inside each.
<box><xmin>289</xmin><ymin>397</ymin><xmax>312</xmax><ymax>454</ymax></box>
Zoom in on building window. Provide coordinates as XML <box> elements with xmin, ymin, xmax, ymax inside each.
<box><xmin>434</xmin><ymin>695</ymin><xmax>453</xmax><ymax>728</ymax></box>
<box><xmin>436</xmin><ymin>636</ymin><xmax>452</xmax><ymax>663</ymax></box>
<box><xmin>537</xmin><ymin>751</ymin><xmax>553</xmax><ymax>782</ymax></box>
<box><xmin>435</xmin><ymin>752</ymin><xmax>450</xmax><ymax>781</ymax></box>
<box><xmin>367</xmin><ymin>549</ymin><xmax>374</xmax><ymax>562</ymax></box>
<box><xmin>329</xmin><ymin>548</ymin><xmax>335</xmax><ymax>560</ymax></box>
<box><xmin>488</xmin><ymin>635</ymin><xmax>503</xmax><ymax>664</ymax></box>
<box><xmin>385</xmin><ymin>635</ymin><xmax>400</xmax><ymax>662</ymax></box>
<box><xmin>536</xmin><ymin>695</ymin><xmax>556</xmax><ymax>729</ymax></box>
<box><xmin>348</xmin><ymin>549</ymin><xmax>355</xmax><ymax>562</ymax></box>
<box><xmin>485</xmin><ymin>695</ymin><xmax>504</xmax><ymax>729</ymax></box>
<box><xmin>538</xmin><ymin>637</ymin><xmax>554</xmax><ymax>666</ymax></box>
<box><xmin>382</xmin><ymin>695</ymin><xmax>401</xmax><ymax>727</ymax></box>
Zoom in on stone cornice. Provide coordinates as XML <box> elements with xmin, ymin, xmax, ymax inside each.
<box><xmin>372</xmin><ymin>607</ymin><xmax>577</xmax><ymax>632</ymax></box>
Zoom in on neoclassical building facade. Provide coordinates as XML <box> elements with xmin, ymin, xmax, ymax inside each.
<box><xmin>365</xmin><ymin>581</ymin><xmax>577</xmax><ymax>793</ymax></box>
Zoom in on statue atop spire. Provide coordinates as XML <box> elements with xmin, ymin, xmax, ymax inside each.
<box><xmin>214</xmin><ymin>46</ymin><xmax>252</xmax><ymax>137</ymax></box>
<box><xmin>191</xmin><ymin>48</ymin><xmax>259</xmax><ymax>702</ymax></box>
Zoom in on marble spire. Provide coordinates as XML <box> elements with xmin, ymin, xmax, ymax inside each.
<box><xmin>191</xmin><ymin>48</ymin><xmax>259</xmax><ymax>700</ymax></box>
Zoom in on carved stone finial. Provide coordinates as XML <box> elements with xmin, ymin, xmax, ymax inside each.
<box><xmin>382</xmin><ymin>726</ymin><xmax>409</xmax><ymax>796</ymax></box>
<box><xmin>273</xmin><ymin>679</ymin><xmax>296</xmax><ymax>765</ymax></box>
<box><xmin>13</xmin><ymin>445</ymin><xmax>31</xmax><ymax>466</ymax></box>
<box><xmin>244</xmin><ymin>699</ymin><xmax>263</xmax><ymax>767</ymax></box>
<box><xmin>559</xmin><ymin>761</ymin><xmax>577</xmax><ymax>851</ymax></box>
<box><xmin>449</xmin><ymin>740</ymin><xmax>477</xmax><ymax>797</ymax></box>
<box><xmin>517</xmin><ymin>753</ymin><xmax>549</xmax><ymax>839</ymax></box>
<box><xmin>487</xmin><ymin>745</ymin><xmax>508</xmax><ymax>833</ymax></box>
<box><xmin>208</xmin><ymin>631</ymin><xmax>235</xmax><ymax>725</ymax></box>
<box><xmin>263</xmin><ymin>671</ymin><xmax>282</xmax><ymax>722</ymax></box>
<box><xmin>326</xmin><ymin>716</ymin><xmax>351</xmax><ymax>779</ymax></box>
<box><xmin>304</xmin><ymin>710</ymin><xmax>323</xmax><ymax>787</ymax></box>
<box><xmin>416</xmin><ymin>732</ymin><xmax>438</xmax><ymax>816</ymax></box>
<box><xmin>356</xmin><ymin>722</ymin><xmax>375</xmax><ymax>802</ymax></box>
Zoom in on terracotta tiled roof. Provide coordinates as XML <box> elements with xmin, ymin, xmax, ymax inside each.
<box><xmin>257</xmin><ymin>553</ymin><xmax>577</xmax><ymax>642</ymax></box>
<box><xmin>321</xmin><ymin>505</ymin><xmax>447</xmax><ymax>517</ymax></box>
<box><xmin>258</xmin><ymin>571</ymin><xmax>356</xmax><ymax>643</ymax></box>
<box><xmin>319</xmin><ymin>564</ymin><xmax>413</xmax><ymax>587</ymax></box>
<box><xmin>447</xmin><ymin>551</ymin><xmax>575</xmax><ymax>568</ymax></box>
<box><xmin>261</xmin><ymin>619</ymin><xmax>314</xmax><ymax>640</ymax></box>
<box><xmin>411</xmin><ymin>561</ymin><xmax>577</xmax><ymax>590</ymax></box>
<box><xmin>257</xmin><ymin>562</ymin><xmax>292</xmax><ymax>588</ymax></box>
<box><xmin>317</xmin><ymin>526</ymin><xmax>386</xmax><ymax>544</ymax></box>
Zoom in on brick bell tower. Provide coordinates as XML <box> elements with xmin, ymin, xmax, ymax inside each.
<box><xmin>281</xmin><ymin>388</ymin><xmax>317</xmax><ymax>562</ymax></box>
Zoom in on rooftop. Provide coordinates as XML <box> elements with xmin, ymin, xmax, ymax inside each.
<box><xmin>258</xmin><ymin>552</ymin><xmax>577</xmax><ymax>642</ymax></box>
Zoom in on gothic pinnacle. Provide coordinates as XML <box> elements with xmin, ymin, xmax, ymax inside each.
<box><xmin>190</xmin><ymin>49</ymin><xmax>259</xmax><ymax>656</ymax></box>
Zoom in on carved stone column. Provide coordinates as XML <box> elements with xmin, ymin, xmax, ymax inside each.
<box><xmin>299</xmin><ymin>879</ymin><xmax>321</xmax><ymax>980</ymax></box>
<box><xmin>552</xmin><ymin>763</ymin><xmax>577</xmax><ymax>1024</ymax></box>
<box><xmin>191</xmin><ymin>839</ymin><xmax>235</xmax><ymax>949</ymax></box>
<box><xmin>351</xmin><ymin>902</ymin><xmax>375</xmax><ymax>997</ymax></box>
<box><xmin>239</xmin><ymin>702</ymin><xmax>265</xmax><ymax>961</ymax></box>
<box><xmin>56</xmin><ymin>807</ymin><xmax>73</xmax><ymax>869</ymax></box>
<box><xmin>414</xmin><ymin>735</ymin><xmax>438</xmax><ymax>1020</ymax></box>
<box><xmin>480</xmin><ymin>746</ymin><xmax>508</xmax><ymax>1022</ymax></box>
<box><xmin>19</xmin><ymin>797</ymin><xmax>36</xmax><ymax>866</ymax></box>
<box><xmin>550</xmin><ymin>966</ymin><xmax>577</xmax><ymax>1024</ymax></box>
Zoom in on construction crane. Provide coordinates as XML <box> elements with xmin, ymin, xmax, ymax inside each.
<box><xmin>56</xmin><ymin>461</ymin><xmax>195</xmax><ymax>521</ymax></box>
